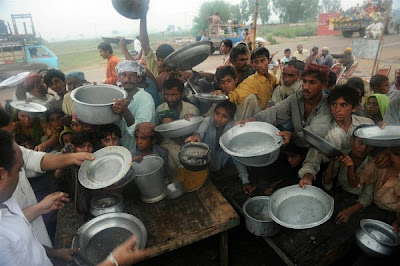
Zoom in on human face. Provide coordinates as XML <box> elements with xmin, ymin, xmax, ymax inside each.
<box><xmin>164</xmin><ymin>87</ymin><xmax>183</xmax><ymax>109</ymax></box>
<box><xmin>48</xmin><ymin>113</ymin><xmax>63</xmax><ymax>131</ymax></box>
<box><xmin>366</xmin><ymin>97</ymin><xmax>380</xmax><ymax>117</ymax></box>
<box><xmin>312</xmin><ymin>48</ymin><xmax>318</xmax><ymax>56</ymax></box>
<box><xmin>99</xmin><ymin>49</ymin><xmax>109</xmax><ymax>59</ymax></box>
<box><xmin>232</xmin><ymin>54</ymin><xmax>249</xmax><ymax>72</ymax></box>
<box><xmin>37</xmin><ymin>78</ymin><xmax>48</xmax><ymax>95</ymax></box>
<box><xmin>351</xmin><ymin>137</ymin><xmax>373</xmax><ymax>159</ymax></box>
<box><xmin>321</xmin><ymin>49</ymin><xmax>328</xmax><ymax>56</ymax></box>
<box><xmin>301</xmin><ymin>74</ymin><xmax>325</xmax><ymax>100</ymax></box>
<box><xmin>0</xmin><ymin>143</ymin><xmax>23</xmax><ymax>203</ymax></box>
<box><xmin>329</xmin><ymin>97</ymin><xmax>355</xmax><ymax>123</ymax></box>
<box><xmin>213</xmin><ymin>107</ymin><xmax>232</xmax><ymax>128</ymax></box>
<box><xmin>74</xmin><ymin>141</ymin><xmax>93</xmax><ymax>153</ymax></box>
<box><xmin>101</xmin><ymin>134</ymin><xmax>120</xmax><ymax>147</ymax></box>
<box><xmin>135</xmin><ymin>135</ymin><xmax>152</xmax><ymax>152</ymax></box>
<box><xmin>218</xmin><ymin>75</ymin><xmax>237</xmax><ymax>93</ymax></box>
<box><xmin>220</xmin><ymin>43</ymin><xmax>230</xmax><ymax>55</ymax></box>
<box><xmin>297</xmin><ymin>45</ymin><xmax>303</xmax><ymax>53</ymax></box>
<box><xmin>120</xmin><ymin>71</ymin><xmax>140</xmax><ymax>90</ymax></box>
<box><xmin>48</xmin><ymin>77</ymin><xmax>66</xmax><ymax>95</ymax></box>
<box><xmin>284</xmin><ymin>51</ymin><xmax>291</xmax><ymax>58</ymax></box>
<box><xmin>375</xmin><ymin>80</ymin><xmax>390</xmax><ymax>94</ymax></box>
<box><xmin>66</xmin><ymin>76</ymin><xmax>84</xmax><ymax>91</ymax></box>
<box><xmin>282</xmin><ymin>65</ymin><xmax>299</xmax><ymax>86</ymax></box>
<box><xmin>286</xmin><ymin>152</ymin><xmax>303</xmax><ymax>168</ymax></box>
<box><xmin>62</xmin><ymin>133</ymin><xmax>72</xmax><ymax>146</ymax></box>
<box><xmin>157</xmin><ymin>58</ymin><xmax>165</xmax><ymax>72</ymax></box>
<box><xmin>18</xmin><ymin>111</ymin><xmax>33</xmax><ymax>128</ymax></box>
<box><xmin>252</xmin><ymin>55</ymin><xmax>269</xmax><ymax>76</ymax></box>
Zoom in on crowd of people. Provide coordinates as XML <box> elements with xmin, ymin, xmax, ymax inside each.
<box><xmin>1</xmin><ymin>5</ymin><xmax>400</xmax><ymax>265</ymax></box>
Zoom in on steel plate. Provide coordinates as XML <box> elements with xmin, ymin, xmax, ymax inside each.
<box><xmin>269</xmin><ymin>185</ymin><xmax>334</xmax><ymax>229</ymax></box>
<box><xmin>78</xmin><ymin>146</ymin><xmax>132</xmax><ymax>190</ymax></box>
<box><xmin>220</xmin><ymin>122</ymin><xmax>283</xmax><ymax>157</ymax></box>
<box><xmin>0</xmin><ymin>71</ymin><xmax>30</xmax><ymax>88</ymax></box>
<box><xmin>10</xmin><ymin>101</ymin><xmax>47</xmax><ymax>113</ymax></box>
<box><xmin>354</xmin><ymin>125</ymin><xmax>400</xmax><ymax>147</ymax></box>
<box><xmin>360</xmin><ymin>219</ymin><xmax>400</xmax><ymax>246</ymax></box>
<box><xmin>154</xmin><ymin>116</ymin><xmax>204</xmax><ymax>138</ymax></box>
<box><xmin>195</xmin><ymin>93</ymin><xmax>229</xmax><ymax>104</ymax></box>
<box><xmin>303</xmin><ymin>128</ymin><xmax>343</xmax><ymax>158</ymax></box>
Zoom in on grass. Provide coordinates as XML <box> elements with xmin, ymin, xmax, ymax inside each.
<box><xmin>259</xmin><ymin>23</ymin><xmax>318</xmax><ymax>39</ymax></box>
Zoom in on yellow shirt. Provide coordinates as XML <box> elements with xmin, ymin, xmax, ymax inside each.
<box><xmin>143</xmin><ymin>49</ymin><xmax>159</xmax><ymax>78</ymax></box>
<box><xmin>228</xmin><ymin>72</ymin><xmax>278</xmax><ymax>109</ymax></box>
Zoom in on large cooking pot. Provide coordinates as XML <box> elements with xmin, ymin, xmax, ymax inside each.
<box><xmin>71</xmin><ymin>84</ymin><xmax>127</xmax><ymax>125</ymax></box>
<box><xmin>112</xmin><ymin>0</ymin><xmax>149</xmax><ymax>19</ymax></box>
<box><xmin>132</xmin><ymin>156</ymin><xmax>166</xmax><ymax>203</ymax></box>
<box><xmin>242</xmin><ymin>196</ymin><xmax>280</xmax><ymax>237</ymax></box>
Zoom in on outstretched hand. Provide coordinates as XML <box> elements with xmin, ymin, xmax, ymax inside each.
<box><xmin>110</xmin><ymin>236</ymin><xmax>152</xmax><ymax>266</ymax></box>
<box><xmin>39</xmin><ymin>192</ymin><xmax>70</xmax><ymax>214</ymax></box>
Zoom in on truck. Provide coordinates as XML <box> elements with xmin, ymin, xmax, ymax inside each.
<box><xmin>0</xmin><ymin>14</ymin><xmax>59</xmax><ymax>82</ymax></box>
<box><xmin>199</xmin><ymin>27</ymin><xmax>246</xmax><ymax>54</ymax></box>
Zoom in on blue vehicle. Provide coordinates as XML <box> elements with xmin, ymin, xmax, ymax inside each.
<box><xmin>206</xmin><ymin>27</ymin><xmax>245</xmax><ymax>54</ymax></box>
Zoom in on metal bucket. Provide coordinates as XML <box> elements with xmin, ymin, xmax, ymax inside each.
<box><xmin>242</xmin><ymin>196</ymin><xmax>280</xmax><ymax>237</ymax></box>
<box><xmin>132</xmin><ymin>156</ymin><xmax>166</xmax><ymax>203</ymax></box>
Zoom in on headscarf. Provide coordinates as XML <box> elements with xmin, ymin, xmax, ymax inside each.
<box><xmin>65</xmin><ymin>71</ymin><xmax>86</xmax><ymax>82</ymax></box>
<box><xmin>369</xmin><ymin>93</ymin><xmax>390</xmax><ymax>118</ymax></box>
<box><xmin>115</xmin><ymin>60</ymin><xmax>146</xmax><ymax>76</ymax></box>
<box><xmin>59</xmin><ymin>127</ymin><xmax>73</xmax><ymax>146</ymax></box>
<box><xmin>24</xmin><ymin>73</ymin><xmax>41</xmax><ymax>89</ymax></box>
<box><xmin>134</xmin><ymin>122</ymin><xmax>156</xmax><ymax>137</ymax></box>
<box><xmin>304</xmin><ymin>63</ymin><xmax>330</xmax><ymax>79</ymax></box>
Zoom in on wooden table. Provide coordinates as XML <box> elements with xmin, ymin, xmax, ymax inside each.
<box><xmin>55</xmin><ymin>179</ymin><xmax>240</xmax><ymax>265</ymax></box>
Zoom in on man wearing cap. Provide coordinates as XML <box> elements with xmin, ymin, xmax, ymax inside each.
<box><xmin>62</xmin><ymin>71</ymin><xmax>87</xmax><ymax>115</ymax></box>
<box><xmin>98</xmin><ymin>42</ymin><xmax>120</xmax><ymax>85</ymax></box>
<box><xmin>293</xmin><ymin>44</ymin><xmax>309</xmax><ymax>62</ymax></box>
<box><xmin>112</xmin><ymin>60</ymin><xmax>156</xmax><ymax>151</ymax></box>
<box><xmin>24</xmin><ymin>73</ymin><xmax>56</xmax><ymax>108</ymax></box>
<box><xmin>332</xmin><ymin>47</ymin><xmax>354</xmax><ymax>72</ymax></box>
<box><xmin>318</xmin><ymin>47</ymin><xmax>334</xmax><ymax>68</ymax></box>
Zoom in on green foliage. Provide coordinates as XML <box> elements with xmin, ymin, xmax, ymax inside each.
<box><xmin>193</xmin><ymin>0</ymin><xmax>233</xmax><ymax>33</ymax></box>
<box><xmin>266</xmin><ymin>34</ymin><xmax>278</xmax><ymax>44</ymax></box>
<box><xmin>248</xmin><ymin>0</ymin><xmax>271</xmax><ymax>24</ymax></box>
<box><xmin>271</xmin><ymin>0</ymin><xmax>319</xmax><ymax>23</ymax></box>
<box><xmin>259</xmin><ymin>23</ymin><xmax>318</xmax><ymax>38</ymax></box>
<box><xmin>230</xmin><ymin>0</ymin><xmax>251</xmax><ymax>24</ymax></box>
<box><xmin>321</xmin><ymin>0</ymin><xmax>342</xmax><ymax>13</ymax></box>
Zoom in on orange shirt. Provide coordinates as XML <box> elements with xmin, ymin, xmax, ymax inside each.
<box><xmin>106</xmin><ymin>54</ymin><xmax>120</xmax><ymax>85</ymax></box>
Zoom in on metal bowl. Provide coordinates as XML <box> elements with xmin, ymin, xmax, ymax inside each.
<box><xmin>166</xmin><ymin>182</ymin><xmax>185</xmax><ymax>199</ymax></box>
<box><xmin>78</xmin><ymin>146</ymin><xmax>132</xmax><ymax>190</ymax></box>
<box><xmin>111</xmin><ymin>0</ymin><xmax>149</xmax><ymax>19</ymax></box>
<box><xmin>70</xmin><ymin>84</ymin><xmax>127</xmax><ymax>125</ymax></box>
<box><xmin>269</xmin><ymin>185</ymin><xmax>334</xmax><ymax>229</ymax></box>
<box><xmin>232</xmin><ymin>148</ymin><xmax>280</xmax><ymax>167</ymax></box>
<box><xmin>354</xmin><ymin>125</ymin><xmax>400</xmax><ymax>147</ymax></box>
<box><xmin>179</xmin><ymin>142</ymin><xmax>211</xmax><ymax>171</ymax></box>
<box><xmin>0</xmin><ymin>71</ymin><xmax>30</xmax><ymax>88</ymax></box>
<box><xmin>89</xmin><ymin>193</ymin><xmax>125</xmax><ymax>217</ymax></box>
<box><xmin>72</xmin><ymin>212</ymin><xmax>147</xmax><ymax>265</ymax></box>
<box><xmin>220</xmin><ymin>122</ymin><xmax>283</xmax><ymax>157</ymax></box>
<box><xmin>303</xmin><ymin>128</ymin><xmax>343</xmax><ymax>158</ymax></box>
<box><xmin>356</xmin><ymin>219</ymin><xmax>400</xmax><ymax>257</ymax></box>
<box><xmin>155</xmin><ymin>116</ymin><xmax>204</xmax><ymax>138</ymax></box>
<box><xmin>195</xmin><ymin>93</ymin><xmax>229</xmax><ymax>104</ymax></box>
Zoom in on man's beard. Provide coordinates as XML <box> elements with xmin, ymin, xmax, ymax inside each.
<box><xmin>280</xmin><ymin>80</ymin><xmax>301</xmax><ymax>100</ymax></box>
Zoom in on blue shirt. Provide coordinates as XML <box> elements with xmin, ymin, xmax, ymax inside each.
<box><xmin>145</xmin><ymin>77</ymin><xmax>160</xmax><ymax>109</ymax></box>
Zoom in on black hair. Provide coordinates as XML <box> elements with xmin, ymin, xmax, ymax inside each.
<box><xmin>251</xmin><ymin>47</ymin><xmax>270</xmax><ymax>61</ymax></box>
<box><xmin>45</xmin><ymin>108</ymin><xmax>64</xmax><ymax>122</ymax></box>
<box><xmin>163</xmin><ymin>78</ymin><xmax>185</xmax><ymax>93</ymax></box>
<box><xmin>0</xmin><ymin>108</ymin><xmax>11</xmax><ymax>128</ymax></box>
<box><xmin>312</xmin><ymin>46</ymin><xmax>318</xmax><ymax>51</ymax></box>
<box><xmin>328</xmin><ymin>71</ymin><xmax>337</xmax><ymax>87</ymax></box>
<box><xmin>328</xmin><ymin>85</ymin><xmax>360</xmax><ymax>107</ymax></box>
<box><xmin>230</xmin><ymin>42</ymin><xmax>249</xmax><ymax>62</ymax></box>
<box><xmin>215</xmin><ymin>65</ymin><xmax>236</xmax><ymax>83</ymax></box>
<box><xmin>44</xmin><ymin>68</ymin><xmax>66</xmax><ymax>86</ymax></box>
<box><xmin>215</xmin><ymin>101</ymin><xmax>236</xmax><ymax>119</ymax></box>
<box><xmin>284</xmin><ymin>48</ymin><xmax>291</xmax><ymax>53</ymax></box>
<box><xmin>156</xmin><ymin>44</ymin><xmax>174</xmax><ymax>59</ymax></box>
<box><xmin>301</xmin><ymin>69</ymin><xmax>328</xmax><ymax>83</ymax></box>
<box><xmin>222</xmin><ymin>39</ymin><xmax>233</xmax><ymax>49</ymax></box>
<box><xmin>0</xmin><ymin>130</ymin><xmax>16</xmax><ymax>172</ymax></box>
<box><xmin>286</xmin><ymin>60</ymin><xmax>305</xmax><ymax>72</ymax></box>
<box><xmin>370</xmin><ymin>74</ymin><xmax>389</xmax><ymax>90</ymax></box>
<box><xmin>97</xmin><ymin>42</ymin><xmax>113</xmax><ymax>54</ymax></box>
<box><xmin>284</xmin><ymin>142</ymin><xmax>308</xmax><ymax>157</ymax></box>
<box><xmin>346</xmin><ymin>77</ymin><xmax>365</xmax><ymax>97</ymax></box>
<box><xmin>71</xmin><ymin>132</ymin><xmax>93</xmax><ymax>146</ymax></box>
<box><xmin>95</xmin><ymin>124</ymin><xmax>122</xmax><ymax>142</ymax></box>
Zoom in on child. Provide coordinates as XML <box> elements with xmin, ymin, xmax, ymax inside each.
<box><xmin>39</xmin><ymin>108</ymin><xmax>65</xmax><ymax>152</ymax></box>
<box><xmin>94</xmin><ymin>123</ymin><xmax>122</xmax><ymax>149</ymax></box>
<box><xmin>370</xmin><ymin>74</ymin><xmax>400</xmax><ymax>100</ymax></box>
<box><xmin>185</xmin><ymin>101</ymin><xmax>254</xmax><ymax>194</ymax></box>
<box><xmin>59</xmin><ymin>128</ymin><xmax>73</xmax><ymax>148</ymax></box>
<box><xmin>366</xmin><ymin>94</ymin><xmax>390</xmax><ymax>125</ymax></box>
<box><xmin>323</xmin><ymin>125</ymin><xmax>375</xmax><ymax>224</ymax></box>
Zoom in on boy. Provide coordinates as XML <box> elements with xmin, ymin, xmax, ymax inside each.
<box><xmin>94</xmin><ymin>123</ymin><xmax>122</xmax><ymax>149</ymax></box>
<box><xmin>370</xmin><ymin>74</ymin><xmax>400</xmax><ymax>100</ymax></box>
<box><xmin>281</xmin><ymin>48</ymin><xmax>291</xmax><ymax>64</ymax></box>
<box><xmin>185</xmin><ymin>101</ymin><xmax>254</xmax><ymax>194</ymax></box>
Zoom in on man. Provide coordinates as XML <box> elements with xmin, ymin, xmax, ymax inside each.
<box><xmin>209</xmin><ymin>12</ymin><xmax>222</xmax><ymax>34</ymax></box>
<box><xmin>281</xmin><ymin>48</ymin><xmax>291</xmax><ymax>64</ymax></box>
<box><xmin>62</xmin><ymin>71</ymin><xmax>86</xmax><ymax>115</ymax></box>
<box><xmin>238</xmin><ymin>64</ymin><xmax>333</xmax><ymax>148</ymax></box>
<box><xmin>0</xmin><ymin>130</ymin><xmax>151</xmax><ymax>265</ymax></box>
<box><xmin>390</xmin><ymin>68</ymin><xmax>400</xmax><ymax>91</ymax></box>
<box><xmin>44</xmin><ymin>69</ymin><xmax>68</xmax><ymax>109</ymax></box>
<box><xmin>221</xmin><ymin>39</ymin><xmax>233</xmax><ymax>65</ymax></box>
<box><xmin>384</xmin><ymin>97</ymin><xmax>400</xmax><ymax>125</ymax></box>
<box><xmin>298</xmin><ymin>85</ymin><xmax>374</xmax><ymax>188</ymax></box>
<box><xmin>332</xmin><ymin>47</ymin><xmax>354</xmax><ymax>72</ymax></box>
<box><xmin>24</xmin><ymin>73</ymin><xmax>56</xmax><ymax>108</ymax></box>
<box><xmin>306</xmin><ymin>46</ymin><xmax>319</xmax><ymax>65</ymax></box>
<box><xmin>293</xmin><ymin>44</ymin><xmax>309</xmax><ymax>62</ymax></box>
<box><xmin>370</xmin><ymin>74</ymin><xmax>400</xmax><ymax>100</ymax></box>
<box><xmin>318</xmin><ymin>47</ymin><xmax>334</xmax><ymax>68</ymax></box>
<box><xmin>229</xmin><ymin>42</ymin><xmax>255</xmax><ymax>85</ymax></box>
<box><xmin>112</xmin><ymin>60</ymin><xmax>156</xmax><ymax>151</ymax></box>
<box><xmin>156</xmin><ymin>79</ymin><xmax>200</xmax><ymax>123</ymax></box>
<box><xmin>98</xmin><ymin>42</ymin><xmax>120</xmax><ymax>85</ymax></box>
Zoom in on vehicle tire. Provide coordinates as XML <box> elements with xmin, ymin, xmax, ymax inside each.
<box><xmin>359</xmin><ymin>28</ymin><xmax>366</xmax><ymax>37</ymax></box>
<box><xmin>342</xmin><ymin>31</ymin><xmax>353</xmax><ymax>38</ymax></box>
<box><xmin>385</xmin><ymin>19</ymin><xmax>396</xmax><ymax>34</ymax></box>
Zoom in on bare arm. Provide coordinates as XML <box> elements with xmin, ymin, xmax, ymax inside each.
<box><xmin>40</xmin><ymin>152</ymin><xmax>94</xmax><ymax>171</ymax></box>
<box><xmin>23</xmin><ymin>192</ymin><xmax>69</xmax><ymax>222</ymax></box>
<box><xmin>140</xmin><ymin>9</ymin><xmax>150</xmax><ymax>56</ymax></box>
<box><xmin>119</xmin><ymin>38</ymin><xmax>135</xmax><ymax>61</ymax></box>
<box><xmin>323</xmin><ymin>159</ymin><xmax>335</xmax><ymax>186</ymax></box>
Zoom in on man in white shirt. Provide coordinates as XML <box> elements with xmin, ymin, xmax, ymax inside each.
<box><xmin>134</xmin><ymin>35</ymin><xmax>142</xmax><ymax>55</ymax></box>
<box><xmin>293</xmin><ymin>44</ymin><xmax>309</xmax><ymax>62</ymax></box>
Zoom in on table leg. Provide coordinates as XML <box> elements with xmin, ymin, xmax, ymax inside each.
<box><xmin>219</xmin><ymin>231</ymin><xmax>228</xmax><ymax>266</ymax></box>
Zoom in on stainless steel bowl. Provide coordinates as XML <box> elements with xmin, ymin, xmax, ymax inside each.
<box><xmin>356</xmin><ymin>219</ymin><xmax>400</xmax><ymax>257</ymax></box>
<box><xmin>70</xmin><ymin>84</ymin><xmax>127</xmax><ymax>125</ymax></box>
<box><xmin>72</xmin><ymin>213</ymin><xmax>147</xmax><ymax>265</ymax></box>
<box><xmin>111</xmin><ymin>0</ymin><xmax>149</xmax><ymax>20</ymax></box>
<box><xmin>154</xmin><ymin>116</ymin><xmax>204</xmax><ymax>138</ymax></box>
<box><xmin>232</xmin><ymin>148</ymin><xmax>280</xmax><ymax>167</ymax></box>
<box><xmin>303</xmin><ymin>128</ymin><xmax>343</xmax><ymax>158</ymax></box>
<box><xmin>89</xmin><ymin>193</ymin><xmax>125</xmax><ymax>217</ymax></box>
<box><xmin>195</xmin><ymin>93</ymin><xmax>229</xmax><ymax>104</ymax></box>
<box><xmin>354</xmin><ymin>125</ymin><xmax>400</xmax><ymax>147</ymax></box>
<box><xmin>269</xmin><ymin>185</ymin><xmax>334</xmax><ymax>229</ymax></box>
<box><xmin>179</xmin><ymin>142</ymin><xmax>211</xmax><ymax>171</ymax></box>
<box><xmin>166</xmin><ymin>182</ymin><xmax>185</xmax><ymax>199</ymax></box>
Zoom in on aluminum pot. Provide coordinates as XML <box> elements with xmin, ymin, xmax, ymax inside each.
<box><xmin>70</xmin><ymin>84</ymin><xmax>127</xmax><ymax>125</ymax></box>
<box><xmin>89</xmin><ymin>193</ymin><xmax>124</xmax><ymax>217</ymax></box>
<box><xmin>242</xmin><ymin>196</ymin><xmax>280</xmax><ymax>237</ymax></box>
<box><xmin>132</xmin><ymin>156</ymin><xmax>166</xmax><ymax>203</ymax></box>
<box><xmin>178</xmin><ymin>142</ymin><xmax>211</xmax><ymax>171</ymax></box>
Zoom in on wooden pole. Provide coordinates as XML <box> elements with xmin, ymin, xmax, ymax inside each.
<box><xmin>252</xmin><ymin>0</ymin><xmax>259</xmax><ymax>51</ymax></box>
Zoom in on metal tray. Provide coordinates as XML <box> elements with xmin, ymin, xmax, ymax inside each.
<box><xmin>269</xmin><ymin>185</ymin><xmax>334</xmax><ymax>229</ymax></box>
<box><xmin>155</xmin><ymin>116</ymin><xmax>204</xmax><ymax>138</ymax></box>
<box><xmin>220</xmin><ymin>122</ymin><xmax>283</xmax><ymax>157</ymax></box>
<box><xmin>78</xmin><ymin>146</ymin><xmax>132</xmax><ymax>190</ymax></box>
<box><xmin>10</xmin><ymin>101</ymin><xmax>47</xmax><ymax>113</ymax></box>
<box><xmin>354</xmin><ymin>125</ymin><xmax>400</xmax><ymax>147</ymax></box>
<box><xmin>163</xmin><ymin>41</ymin><xmax>213</xmax><ymax>71</ymax></box>
<box><xmin>0</xmin><ymin>71</ymin><xmax>30</xmax><ymax>88</ymax></box>
<box><xmin>195</xmin><ymin>93</ymin><xmax>229</xmax><ymax>104</ymax></box>
<box><xmin>72</xmin><ymin>212</ymin><xmax>147</xmax><ymax>265</ymax></box>
<box><xmin>303</xmin><ymin>128</ymin><xmax>343</xmax><ymax>158</ymax></box>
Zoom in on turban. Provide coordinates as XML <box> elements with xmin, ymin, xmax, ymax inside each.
<box><xmin>65</xmin><ymin>71</ymin><xmax>86</xmax><ymax>82</ymax></box>
<box><xmin>344</xmin><ymin>47</ymin><xmax>352</xmax><ymax>52</ymax></box>
<box><xmin>135</xmin><ymin>122</ymin><xmax>156</xmax><ymax>137</ymax></box>
<box><xmin>304</xmin><ymin>63</ymin><xmax>330</xmax><ymax>78</ymax></box>
<box><xmin>24</xmin><ymin>73</ymin><xmax>42</xmax><ymax>89</ymax></box>
<box><xmin>115</xmin><ymin>60</ymin><xmax>146</xmax><ymax>77</ymax></box>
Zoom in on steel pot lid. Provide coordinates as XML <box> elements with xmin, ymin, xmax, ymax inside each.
<box><xmin>162</xmin><ymin>41</ymin><xmax>213</xmax><ymax>71</ymax></box>
<box><xmin>303</xmin><ymin>128</ymin><xmax>343</xmax><ymax>158</ymax></box>
<box><xmin>10</xmin><ymin>101</ymin><xmax>47</xmax><ymax>113</ymax></box>
<box><xmin>112</xmin><ymin>0</ymin><xmax>149</xmax><ymax>19</ymax></box>
<box><xmin>0</xmin><ymin>71</ymin><xmax>30</xmax><ymax>88</ymax></box>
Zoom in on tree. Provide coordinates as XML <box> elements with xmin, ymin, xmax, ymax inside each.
<box><xmin>258</xmin><ymin>0</ymin><xmax>271</xmax><ymax>25</ymax></box>
<box><xmin>321</xmin><ymin>0</ymin><xmax>341</xmax><ymax>13</ymax></box>
<box><xmin>193</xmin><ymin>0</ymin><xmax>233</xmax><ymax>33</ymax></box>
<box><xmin>230</xmin><ymin>0</ymin><xmax>251</xmax><ymax>24</ymax></box>
<box><xmin>271</xmin><ymin>0</ymin><xmax>319</xmax><ymax>23</ymax></box>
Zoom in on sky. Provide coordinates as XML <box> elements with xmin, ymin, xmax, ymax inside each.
<box><xmin>0</xmin><ymin>0</ymin><xmax>364</xmax><ymax>41</ymax></box>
